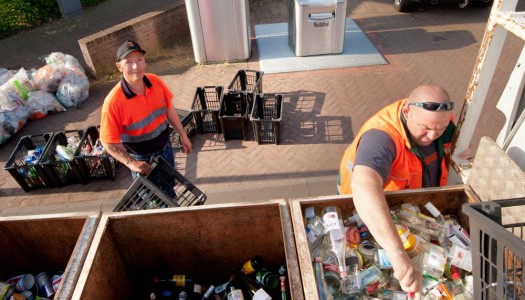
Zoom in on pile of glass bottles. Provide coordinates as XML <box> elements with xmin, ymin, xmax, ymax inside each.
<box><xmin>150</xmin><ymin>256</ymin><xmax>289</xmax><ymax>300</ymax></box>
<box><xmin>304</xmin><ymin>202</ymin><xmax>474</xmax><ymax>300</ymax></box>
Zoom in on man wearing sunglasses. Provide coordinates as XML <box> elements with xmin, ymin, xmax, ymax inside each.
<box><xmin>337</xmin><ymin>84</ymin><xmax>470</xmax><ymax>298</ymax></box>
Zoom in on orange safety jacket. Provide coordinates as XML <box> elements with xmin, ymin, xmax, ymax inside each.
<box><xmin>337</xmin><ymin>99</ymin><xmax>455</xmax><ymax>195</ymax></box>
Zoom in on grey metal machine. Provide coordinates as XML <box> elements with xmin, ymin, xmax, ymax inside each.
<box><xmin>186</xmin><ymin>0</ymin><xmax>251</xmax><ymax>63</ymax></box>
<box><xmin>288</xmin><ymin>0</ymin><xmax>347</xmax><ymax>57</ymax></box>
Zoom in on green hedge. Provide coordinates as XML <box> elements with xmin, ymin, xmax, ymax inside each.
<box><xmin>0</xmin><ymin>0</ymin><xmax>107</xmax><ymax>40</ymax></box>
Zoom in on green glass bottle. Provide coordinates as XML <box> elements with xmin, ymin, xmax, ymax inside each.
<box><xmin>255</xmin><ymin>269</ymin><xmax>279</xmax><ymax>290</ymax></box>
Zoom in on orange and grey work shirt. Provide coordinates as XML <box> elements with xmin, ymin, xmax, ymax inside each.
<box><xmin>337</xmin><ymin>99</ymin><xmax>455</xmax><ymax>195</ymax></box>
<box><xmin>100</xmin><ymin>73</ymin><xmax>173</xmax><ymax>155</ymax></box>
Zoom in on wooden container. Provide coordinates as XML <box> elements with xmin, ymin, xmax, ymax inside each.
<box><xmin>72</xmin><ymin>200</ymin><xmax>304</xmax><ymax>299</ymax></box>
<box><xmin>289</xmin><ymin>184</ymin><xmax>480</xmax><ymax>300</ymax></box>
<box><xmin>0</xmin><ymin>212</ymin><xmax>100</xmax><ymax>300</ymax></box>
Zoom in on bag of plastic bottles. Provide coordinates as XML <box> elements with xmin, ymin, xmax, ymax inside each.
<box><xmin>0</xmin><ymin>106</ymin><xmax>31</xmax><ymax>144</ymax></box>
<box><xmin>45</xmin><ymin>52</ymin><xmax>85</xmax><ymax>73</ymax></box>
<box><xmin>32</xmin><ymin>63</ymin><xmax>66</xmax><ymax>93</ymax></box>
<box><xmin>26</xmin><ymin>90</ymin><xmax>66</xmax><ymax>119</ymax></box>
<box><xmin>56</xmin><ymin>65</ymin><xmax>89</xmax><ymax>107</ymax></box>
<box><xmin>0</xmin><ymin>68</ymin><xmax>36</xmax><ymax>108</ymax></box>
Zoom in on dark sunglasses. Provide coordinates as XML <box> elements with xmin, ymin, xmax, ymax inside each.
<box><xmin>408</xmin><ymin>102</ymin><xmax>454</xmax><ymax>111</ymax></box>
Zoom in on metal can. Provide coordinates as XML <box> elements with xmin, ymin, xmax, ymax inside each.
<box><xmin>52</xmin><ymin>274</ymin><xmax>63</xmax><ymax>292</ymax></box>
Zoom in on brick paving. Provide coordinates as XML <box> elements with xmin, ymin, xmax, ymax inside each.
<box><xmin>0</xmin><ymin>0</ymin><xmax>520</xmax><ymax>215</ymax></box>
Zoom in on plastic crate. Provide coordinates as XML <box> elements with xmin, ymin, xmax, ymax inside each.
<box><xmin>227</xmin><ymin>69</ymin><xmax>264</xmax><ymax>114</ymax></box>
<box><xmin>463</xmin><ymin>199</ymin><xmax>525</xmax><ymax>300</ymax></box>
<box><xmin>74</xmin><ymin>126</ymin><xmax>119</xmax><ymax>182</ymax></box>
<box><xmin>4</xmin><ymin>133</ymin><xmax>55</xmax><ymax>192</ymax></box>
<box><xmin>251</xmin><ymin>93</ymin><xmax>284</xmax><ymax>145</ymax></box>
<box><xmin>113</xmin><ymin>156</ymin><xmax>207</xmax><ymax>212</ymax></box>
<box><xmin>169</xmin><ymin>108</ymin><xmax>197</xmax><ymax>152</ymax></box>
<box><xmin>40</xmin><ymin>129</ymin><xmax>85</xmax><ymax>186</ymax></box>
<box><xmin>190</xmin><ymin>86</ymin><xmax>223</xmax><ymax>134</ymax></box>
<box><xmin>219</xmin><ymin>92</ymin><xmax>250</xmax><ymax>141</ymax></box>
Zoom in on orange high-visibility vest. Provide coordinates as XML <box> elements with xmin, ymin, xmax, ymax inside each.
<box><xmin>337</xmin><ymin>99</ymin><xmax>455</xmax><ymax>195</ymax></box>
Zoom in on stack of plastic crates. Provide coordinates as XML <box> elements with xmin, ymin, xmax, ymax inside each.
<box><xmin>463</xmin><ymin>198</ymin><xmax>525</xmax><ymax>299</ymax></box>
<box><xmin>250</xmin><ymin>93</ymin><xmax>284</xmax><ymax>145</ymax></box>
<box><xmin>113</xmin><ymin>156</ymin><xmax>207</xmax><ymax>212</ymax></box>
<box><xmin>39</xmin><ymin>129</ymin><xmax>85</xmax><ymax>187</ymax></box>
<box><xmin>191</xmin><ymin>86</ymin><xmax>223</xmax><ymax>134</ymax></box>
<box><xmin>227</xmin><ymin>69</ymin><xmax>264</xmax><ymax>115</ymax></box>
<box><xmin>219</xmin><ymin>92</ymin><xmax>250</xmax><ymax>141</ymax></box>
<box><xmin>74</xmin><ymin>126</ymin><xmax>119</xmax><ymax>182</ymax></box>
<box><xmin>4</xmin><ymin>133</ymin><xmax>54</xmax><ymax>192</ymax></box>
<box><xmin>169</xmin><ymin>108</ymin><xmax>197</xmax><ymax>152</ymax></box>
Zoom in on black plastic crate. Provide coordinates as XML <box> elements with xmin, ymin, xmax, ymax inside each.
<box><xmin>219</xmin><ymin>92</ymin><xmax>250</xmax><ymax>141</ymax></box>
<box><xmin>169</xmin><ymin>108</ymin><xmax>197</xmax><ymax>152</ymax></box>
<box><xmin>227</xmin><ymin>69</ymin><xmax>264</xmax><ymax>114</ymax></box>
<box><xmin>251</xmin><ymin>93</ymin><xmax>284</xmax><ymax>145</ymax></box>
<box><xmin>113</xmin><ymin>156</ymin><xmax>207</xmax><ymax>212</ymax></box>
<box><xmin>74</xmin><ymin>126</ymin><xmax>119</xmax><ymax>182</ymax></box>
<box><xmin>4</xmin><ymin>133</ymin><xmax>55</xmax><ymax>192</ymax></box>
<box><xmin>190</xmin><ymin>86</ymin><xmax>223</xmax><ymax>134</ymax></box>
<box><xmin>463</xmin><ymin>199</ymin><xmax>525</xmax><ymax>300</ymax></box>
<box><xmin>40</xmin><ymin>129</ymin><xmax>86</xmax><ymax>187</ymax></box>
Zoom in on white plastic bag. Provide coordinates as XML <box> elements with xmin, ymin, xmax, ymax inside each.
<box><xmin>26</xmin><ymin>90</ymin><xmax>66</xmax><ymax>119</ymax></box>
<box><xmin>45</xmin><ymin>52</ymin><xmax>84</xmax><ymax>73</ymax></box>
<box><xmin>0</xmin><ymin>68</ymin><xmax>36</xmax><ymax>107</ymax></box>
<box><xmin>0</xmin><ymin>106</ymin><xmax>31</xmax><ymax>144</ymax></box>
<box><xmin>56</xmin><ymin>65</ymin><xmax>89</xmax><ymax>107</ymax></box>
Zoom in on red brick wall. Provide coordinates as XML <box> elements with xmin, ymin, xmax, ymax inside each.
<box><xmin>79</xmin><ymin>3</ymin><xmax>189</xmax><ymax>79</ymax></box>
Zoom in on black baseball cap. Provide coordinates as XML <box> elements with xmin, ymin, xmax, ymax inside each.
<box><xmin>116</xmin><ymin>40</ymin><xmax>146</xmax><ymax>61</ymax></box>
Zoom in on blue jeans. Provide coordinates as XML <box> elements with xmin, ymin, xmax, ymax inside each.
<box><xmin>129</xmin><ymin>142</ymin><xmax>175</xmax><ymax>180</ymax></box>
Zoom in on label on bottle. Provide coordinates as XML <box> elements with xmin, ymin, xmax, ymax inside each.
<box><xmin>425</xmin><ymin>246</ymin><xmax>446</xmax><ymax>275</ymax></box>
<box><xmin>227</xmin><ymin>289</ymin><xmax>244</xmax><ymax>300</ymax></box>
<box><xmin>252</xmin><ymin>289</ymin><xmax>272</xmax><ymax>300</ymax></box>
<box><xmin>323</xmin><ymin>212</ymin><xmax>342</xmax><ymax>233</ymax></box>
<box><xmin>193</xmin><ymin>283</ymin><xmax>202</xmax><ymax>293</ymax></box>
<box><xmin>448</xmin><ymin>244</ymin><xmax>473</xmax><ymax>272</ymax></box>
<box><xmin>375</xmin><ymin>249</ymin><xmax>393</xmax><ymax>269</ymax></box>
<box><xmin>242</xmin><ymin>260</ymin><xmax>256</xmax><ymax>275</ymax></box>
<box><xmin>360</xmin><ymin>265</ymin><xmax>383</xmax><ymax>288</ymax></box>
<box><xmin>172</xmin><ymin>275</ymin><xmax>186</xmax><ymax>287</ymax></box>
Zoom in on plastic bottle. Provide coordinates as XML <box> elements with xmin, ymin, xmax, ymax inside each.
<box><xmin>322</xmin><ymin>206</ymin><xmax>347</xmax><ymax>279</ymax></box>
<box><xmin>304</xmin><ymin>206</ymin><xmax>325</xmax><ymax>248</ymax></box>
<box><xmin>313</xmin><ymin>256</ymin><xmax>334</xmax><ymax>300</ymax></box>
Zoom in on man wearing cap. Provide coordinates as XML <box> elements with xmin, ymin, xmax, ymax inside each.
<box><xmin>100</xmin><ymin>40</ymin><xmax>192</xmax><ymax>177</ymax></box>
<box><xmin>337</xmin><ymin>84</ymin><xmax>472</xmax><ymax>298</ymax></box>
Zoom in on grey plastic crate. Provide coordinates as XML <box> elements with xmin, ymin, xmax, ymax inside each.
<box><xmin>462</xmin><ymin>198</ymin><xmax>525</xmax><ymax>300</ymax></box>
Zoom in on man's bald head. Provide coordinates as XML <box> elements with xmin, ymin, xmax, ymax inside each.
<box><xmin>406</xmin><ymin>84</ymin><xmax>451</xmax><ymax>106</ymax></box>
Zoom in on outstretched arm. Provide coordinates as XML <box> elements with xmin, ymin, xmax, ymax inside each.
<box><xmin>351</xmin><ymin>165</ymin><xmax>422</xmax><ymax>298</ymax></box>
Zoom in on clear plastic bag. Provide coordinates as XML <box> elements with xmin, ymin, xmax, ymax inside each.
<box><xmin>32</xmin><ymin>63</ymin><xmax>66</xmax><ymax>92</ymax></box>
<box><xmin>26</xmin><ymin>90</ymin><xmax>66</xmax><ymax>119</ymax></box>
<box><xmin>56</xmin><ymin>65</ymin><xmax>89</xmax><ymax>107</ymax></box>
<box><xmin>0</xmin><ymin>68</ymin><xmax>16</xmax><ymax>86</ymax></box>
<box><xmin>45</xmin><ymin>52</ymin><xmax>85</xmax><ymax>73</ymax></box>
<box><xmin>0</xmin><ymin>106</ymin><xmax>31</xmax><ymax>144</ymax></box>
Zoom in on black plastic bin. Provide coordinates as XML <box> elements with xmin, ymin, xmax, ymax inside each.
<box><xmin>74</xmin><ymin>126</ymin><xmax>119</xmax><ymax>182</ymax></box>
<box><xmin>169</xmin><ymin>108</ymin><xmax>197</xmax><ymax>152</ymax></box>
<box><xmin>251</xmin><ymin>93</ymin><xmax>284</xmax><ymax>145</ymax></box>
<box><xmin>190</xmin><ymin>86</ymin><xmax>223</xmax><ymax>134</ymax></box>
<box><xmin>227</xmin><ymin>69</ymin><xmax>264</xmax><ymax>115</ymax></box>
<box><xmin>219</xmin><ymin>92</ymin><xmax>250</xmax><ymax>141</ymax></box>
<box><xmin>40</xmin><ymin>129</ymin><xmax>85</xmax><ymax>187</ymax></box>
<box><xmin>4</xmin><ymin>133</ymin><xmax>55</xmax><ymax>192</ymax></box>
<box><xmin>462</xmin><ymin>198</ymin><xmax>525</xmax><ymax>300</ymax></box>
<box><xmin>113</xmin><ymin>156</ymin><xmax>207</xmax><ymax>212</ymax></box>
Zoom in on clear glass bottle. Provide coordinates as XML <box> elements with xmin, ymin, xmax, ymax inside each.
<box><xmin>341</xmin><ymin>246</ymin><xmax>361</xmax><ymax>299</ymax></box>
<box><xmin>412</xmin><ymin>243</ymin><xmax>446</xmax><ymax>280</ymax></box>
<box><xmin>313</xmin><ymin>256</ymin><xmax>334</xmax><ymax>300</ymax></box>
<box><xmin>322</xmin><ymin>206</ymin><xmax>347</xmax><ymax>280</ymax></box>
<box><xmin>305</xmin><ymin>206</ymin><xmax>325</xmax><ymax>248</ymax></box>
